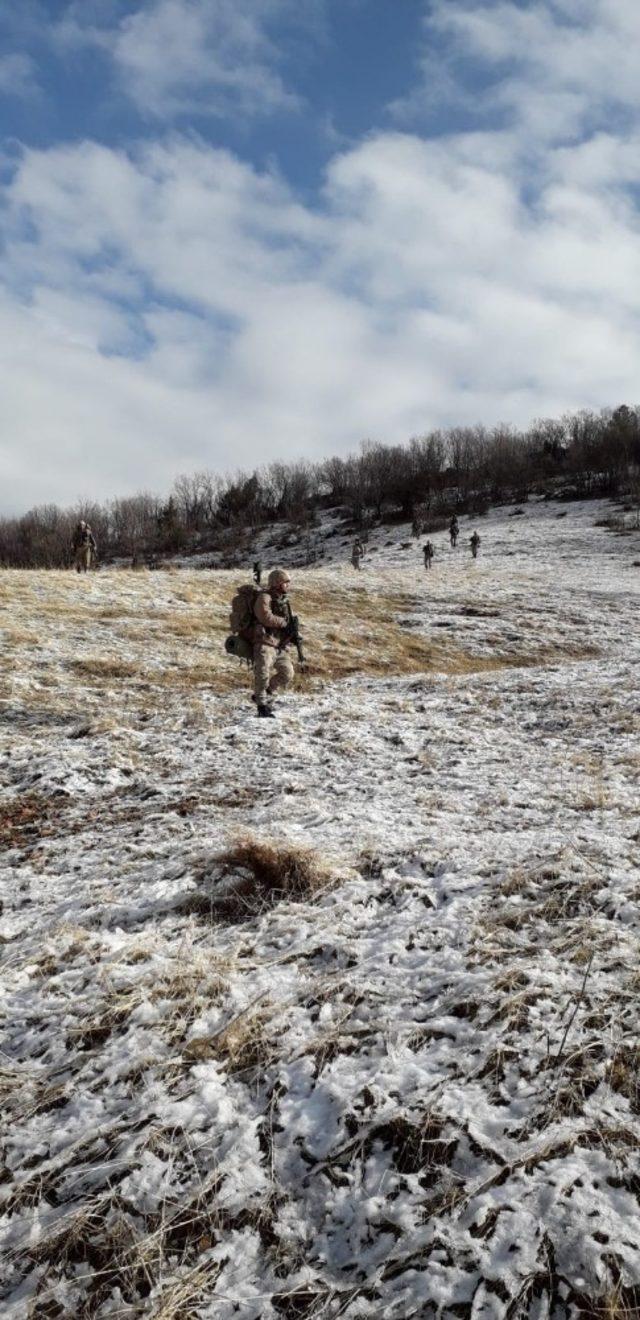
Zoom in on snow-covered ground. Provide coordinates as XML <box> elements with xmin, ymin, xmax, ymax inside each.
<box><xmin>1</xmin><ymin>498</ymin><xmax>639</xmax><ymax>1318</ymax></box>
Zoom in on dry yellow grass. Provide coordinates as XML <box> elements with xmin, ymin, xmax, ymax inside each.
<box><xmin>183</xmin><ymin>1003</ymin><xmax>272</xmax><ymax>1072</ymax></box>
<box><xmin>184</xmin><ymin>835</ymin><xmax>340</xmax><ymax>925</ymax></box>
<box><xmin>220</xmin><ymin>835</ymin><xmax>335</xmax><ymax>901</ymax></box>
<box><xmin>1</xmin><ymin>628</ymin><xmax>38</xmax><ymax>645</ymax></box>
<box><xmin>70</xmin><ymin>658</ymin><xmax>140</xmax><ymax>680</ymax></box>
<box><xmin>1</xmin><ymin>569</ymin><xmax>600</xmax><ymax>707</ymax></box>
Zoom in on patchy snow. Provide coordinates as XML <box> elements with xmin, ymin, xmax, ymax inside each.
<box><xmin>1</xmin><ymin>498</ymin><xmax>639</xmax><ymax>1318</ymax></box>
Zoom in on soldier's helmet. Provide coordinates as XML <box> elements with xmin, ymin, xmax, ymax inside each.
<box><xmin>268</xmin><ymin>568</ymin><xmax>291</xmax><ymax>589</ymax></box>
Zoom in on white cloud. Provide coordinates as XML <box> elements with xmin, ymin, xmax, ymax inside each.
<box><xmin>2</xmin><ymin>118</ymin><xmax>640</xmax><ymax>512</ymax></box>
<box><xmin>398</xmin><ymin>0</ymin><xmax>640</xmax><ymax>143</ymax></box>
<box><xmin>55</xmin><ymin>0</ymin><xmax>303</xmax><ymax>120</ymax></box>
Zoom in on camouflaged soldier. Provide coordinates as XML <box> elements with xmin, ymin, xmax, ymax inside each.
<box><xmin>72</xmin><ymin>520</ymin><xmax>97</xmax><ymax>572</ymax></box>
<box><xmin>351</xmin><ymin>538</ymin><xmax>364</xmax><ymax>570</ymax></box>
<box><xmin>470</xmin><ymin>530</ymin><xmax>481</xmax><ymax>559</ymax></box>
<box><xmin>422</xmin><ymin>540</ymin><xmax>434</xmax><ymax>571</ymax></box>
<box><xmin>251</xmin><ymin>568</ymin><xmax>295</xmax><ymax>717</ymax></box>
<box><xmin>449</xmin><ymin>516</ymin><xmax>459</xmax><ymax>548</ymax></box>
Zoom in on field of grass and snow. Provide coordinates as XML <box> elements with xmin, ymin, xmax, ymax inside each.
<box><xmin>1</xmin><ymin>499</ymin><xmax>639</xmax><ymax>1319</ymax></box>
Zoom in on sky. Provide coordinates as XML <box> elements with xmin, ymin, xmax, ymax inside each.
<box><xmin>1</xmin><ymin>0</ymin><xmax>640</xmax><ymax>513</ymax></box>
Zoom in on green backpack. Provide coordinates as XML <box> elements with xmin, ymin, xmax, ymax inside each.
<box><xmin>225</xmin><ymin>584</ymin><xmax>260</xmax><ymax>662</ymax></box>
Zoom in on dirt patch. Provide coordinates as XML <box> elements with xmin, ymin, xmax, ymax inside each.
<box><xmin>0</xmin><ymin>793</ymin><xmax>61</xmax><ymax>850</ymax></box>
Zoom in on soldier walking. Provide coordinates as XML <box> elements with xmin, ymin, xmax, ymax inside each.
<box><xmin>251</xmin><ymin>568</ymin><xmax>296</xmax><ymax>718</ymax></box>
<box><xmin>422</xmin><ymin>540</ymin><xmax>434</xmax><ymax>571</ymax></box>
<box><xmin>72</xmin><ymin>521</ymin><xmax>97</xmax><ymax>572</ymax></box>
<box><xmin>470</xmin><ymin>531</ymin><xmax>481</xmax><ymax>559</ymax></box>
<box><xmin>351</xmin><ymin>538</ymin><xmax>364</xmax><ymax>570</ymax></box>
<box><xmin>449</xmin><ymin>516</ymin><xmax>459</xmax><ymax>548</ymax></box>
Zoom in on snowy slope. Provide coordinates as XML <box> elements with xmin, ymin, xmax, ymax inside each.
<box><xmin>0</xmin><ymin>499</ymin><xmax>639</xmax><ymax>1318</ymax></box>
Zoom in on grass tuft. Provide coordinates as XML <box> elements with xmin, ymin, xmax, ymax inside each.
<box><xmin>185</xmin><ymin>836</ymin><xmax>339</xmax><ymax>923</ymax></box>
<box><xmin>70</xmin><ymin>657</ymin><xmax>140</xmax><ymax>680</ymax></box>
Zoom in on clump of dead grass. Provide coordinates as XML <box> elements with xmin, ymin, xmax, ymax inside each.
<box><xmin>65</xmin><ymin>960</ymin><xmax>229</xmax><ymax>1057</ymax></box>
<box><xmin>184</xmin><ymin>1002</ymin><xmax>272</xmax><ymax>1073</ymax></box>
<box><xmin>186</xmin><ymin>836</ymin><xmax>338</xmax><ymax>924</ymax></box>
<box><xmin>70</xmin><ymin>657</ymin><xmax>140</xmax><ymax>680</ymax></box>
<box><xmin>606</xmin><ymin>1044</ymin><xmax>640</xmax><ymax>1108</ymax></box>
<box><xmin>222</xmin><ymin>836</ymin><xmax>335</xmax><ymax>900</ymax></box>
<box><xmin>569</xmin><ymin>1283</ymin><xmax>640</xmax><ymax>1320</ymax></box>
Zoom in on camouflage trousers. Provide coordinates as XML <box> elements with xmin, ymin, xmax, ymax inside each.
<box><xmin>253</xmin><ymin>645</ymin><xmax>294</xmax><ymax>705</ymax></box>
<box><xmin>75</xmin><ymin>546</ymin><xmax>92</xmax><ymax>572</ymax></box>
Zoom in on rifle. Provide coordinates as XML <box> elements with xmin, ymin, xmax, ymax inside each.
<box><xmin>281</xmin><ymin>604</ymin><xmax>306</xmax><ymax>666</ymax></box>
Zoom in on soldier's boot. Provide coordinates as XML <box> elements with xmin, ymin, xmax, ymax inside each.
<box><xmin>257</xmin><ymin>702</ymin><xmax>275</xmax><ymax>718</ymax></box>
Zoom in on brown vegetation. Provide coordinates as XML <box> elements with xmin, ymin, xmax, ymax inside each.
<box><xmin>1</xmin><ymin>570</ymin><xmax>601</xmax><ymax>713</ymax></box>
<box><xmin>0</xmin><ymin>792</ymin><xmax>59</xmax><ymax>850</ymax></box>
<box><xmin>186</xmin><ymin>836</ymin><xmax>338</xmax><ymax>924</ymax></box>
<box><xmin>70</xmin><ymin>657</ymin><xmax>140</xmax><ymax>680</ymax></box>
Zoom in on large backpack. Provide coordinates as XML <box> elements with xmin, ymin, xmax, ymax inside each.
<box><xmin>225</xmin><ymin>583</ymin><xmax>260</xmax><ymax>663</ymax></box>
<box><xmin>229</xmin><ymin>584</ymin><xmax>260</xmax><ymax>637</ymax></box>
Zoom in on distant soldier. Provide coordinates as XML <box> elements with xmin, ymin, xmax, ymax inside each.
<box><xmin>411</xmin><ymin>515</ymin><xmax>421</xmax><ymax>539</ymax></box>
<box><xmin>470</xmin><ymin>531</ymin><xmax>481</xmax><ymax>559</ymax></box>
<box><xmin>422</xmin><ymin>540</ymin><xmax>434</xmax><ymax>571</ymax></box>
<box><xmin>351</xmin><ymin>538</ymin><xmax>364</xmax><ymax>570</ymax></box>
<box><xmin>72</xmin><ymin>520</ymin><xmax>97</xmax><ymax>572</ymax></box>
<box><xmin>253</xmin><ymin>559</ymin><xmax>262</xmax><ymax>585</ymax></box>
<box><xmin>449</xmin><ymin>516</ymin><xmax>459</xmax><ymax>548</ymax></box>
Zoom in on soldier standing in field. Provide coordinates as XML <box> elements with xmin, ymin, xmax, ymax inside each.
<box><xmin>253</xmin><ymin>559</ymin><xmax>262</xmax><ymax>585</ymax></box>
<box><xmin>72</xmin><ymin>521</ymin><xmax>97</xmax><ymax>572</ymax></box>
<box><xmin>470</xmin><ymin>530</ymin><xmax>481</xmax><ymax>559</ymax></box>
<box><xmin>351</xmin><ymin>538</ymin><xmax>364</xmax><ymax>570</ymax></box>
<box><xmin>449</xmin><ymin>516</ymin><xmax>459</xmax><ymax>548</ymax></box>
<box><xmin>422</xmin><ymin>540</ymin><xmax>434</xmax><ymax>571</ymax></box>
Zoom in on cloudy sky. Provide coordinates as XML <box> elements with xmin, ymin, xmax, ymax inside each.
<box><xmin>1</xmin><ymin>0</ymin><xmax>639</xmax><ymax>512</ymax></box>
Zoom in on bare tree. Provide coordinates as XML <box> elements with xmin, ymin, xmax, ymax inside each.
<box><xmin>109</xmin><ymin>493</ymin><xmax>160</xmax><ymax>560</ymax></box>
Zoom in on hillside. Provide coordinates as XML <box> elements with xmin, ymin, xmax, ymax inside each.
<box><xmin>1</xmin><ymin>499</ymin><xmax>639</xmax><ymax>1318</ymax></box>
